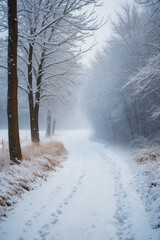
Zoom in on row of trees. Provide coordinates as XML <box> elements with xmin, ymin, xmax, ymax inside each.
<box><xmin>1</xmin><ymin>0</ymin><xmax>103</xmax><ymax>163</ymax></box>
<box><xmin>84</xmin><ymin>0</ymin><xmax>160</xmax><ymax>146</ymax></box>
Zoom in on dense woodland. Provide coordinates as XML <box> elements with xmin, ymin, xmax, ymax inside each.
<box><xmin>0</xmin><ymin>0</ymin><xmax>103</xmax><ymax>162</ymax></box>
<box><xmin>84</xmin><ymin>0</ymin><xmax>160</xmax><ymax>146</ymax></box>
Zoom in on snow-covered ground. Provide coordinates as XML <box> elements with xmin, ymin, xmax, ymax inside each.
<box><xmin>131</xmin><ymin>148</ymin><xmax>160</xmax><ymax>231</ymax></box>
<box><xmin>0</xmin><ymin>130</ymin><xmax>159</xmax><ymax>240</ymax></box>
<box><xmin>0</xmin><ymin>130</ymin><xmax>66</xmax><ymax>220</ymax></box>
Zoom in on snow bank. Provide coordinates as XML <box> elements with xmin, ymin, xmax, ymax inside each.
<box><xmin>0</xmin><ymin>139</ymin><xmax>67</xmax><ymax>221</ymax></box>
<box><xmin>132</xmin><ymin>147</ymin><xmax>160</xmax><ymax>230</ymax></box>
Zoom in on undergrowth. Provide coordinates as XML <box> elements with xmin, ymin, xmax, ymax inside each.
<box><xmin>0</xmin><ymin>139</ymin><xmax>67</xmax><ymax>220</ymax></box>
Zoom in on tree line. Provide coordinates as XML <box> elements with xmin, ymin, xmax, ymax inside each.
<box><xmin>84</xmin><ymin>0</ymin><xmax>160</xmax><ymax>146</ymax></box>
<box><xmin>0</xmin><ymin>0</ymin><xmax>102</xmax><ymax>163</ymax></box>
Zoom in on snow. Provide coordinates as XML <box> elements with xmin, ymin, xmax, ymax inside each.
<box><xmin>130</xmin><ymin>148</ymin><xmax>160</xmax><ymax>231</ymax></box>
<box><xmin>0</xmin><ymin>130</ymin><xmax>46</xmax><ymax>146</ymax></box>
<box><xmin>0</xmin><ymin>130</ymin><xmax>159</xmax><ymax>240</ymax></box>
<box><xmin>0</xmin><ymin>131</ymin><xmax>66</xmax><ymax>220</ymax></box>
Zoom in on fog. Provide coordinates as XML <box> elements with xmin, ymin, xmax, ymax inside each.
<box><xmin>1</xmin><ymin>1</ymin><xmax>160</xmax><ymax>238</ymax></box>
<box><xmin>1</xmin><ymin>0</ymin><xmax>160</xmax><ymax>147</ymax></box>
<box><xmin>80</xmin><ymin>0</ymin><xmax>160</xmax><ymax>146</ymax></box>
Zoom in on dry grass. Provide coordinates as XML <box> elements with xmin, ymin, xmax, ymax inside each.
<box><xmin>23</xmin><ymin>140</ymin><xmax>66</xmax><ymax>159</ymax></box>
<box><xmin>134</xmin><ymin>147</ymin><xmax>160</xmax><ymax>163</ymax></box>
<box><xmin>0</xmin><ymin>140</ymin><xmax>66</xmax><ymax>170</ymax></box>
<box><xmin>22</xmin><ymin>140</ymin><xmax>66</xmax><ymax>171</ymax></box>
<box><xmin>0</xmin><ymin>139</ymin><xmax>67</xmax><ymax>220</ymax></box>
<box><xmin>0</xmin><ymin>139</ymin><xmax>10</xmax><ymax>169</ymax></box>
<box><xmin>0</xmin><ymin>149</ymin><xmax>10</xmax><ymax>169</ymax></box>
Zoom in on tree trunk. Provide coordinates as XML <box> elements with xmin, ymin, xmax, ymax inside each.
<box><xmin>7</xmin><ymin>0</ymin><xmax>22</xmax><ymax>163</ymax></box>
<box><xmin>33</xmin><ymin>104</ymin><xmax>40</xmax><ymax>142</ymax></box>
<box><xmin>52</xmin><ymin>119</ymin><xmax>56</xmax><ymax>135</ymax></box>
<box><xmin>45</xmin><ymin>111</ymin><xmax>52</xmax><ymax>137</ymax></box>
<box><xmin>27</xmin><ymin>48</ymin><xmax>45</xmax><ymax>143</ymax></box>
<box><xmin>32</xmin><ymin>51</ymin><xmax>45</xmax><ymax>142</ymax></box>
<box><xmin>27</xmin><ymin>43</ymin><xmax>35</xmax><ymax>142</ymax></box>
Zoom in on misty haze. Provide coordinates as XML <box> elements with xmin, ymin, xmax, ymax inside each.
<box><xmin>0</xmin><ymin>0</ymin><xmax>160</xmax><ymax>240</ymax></box>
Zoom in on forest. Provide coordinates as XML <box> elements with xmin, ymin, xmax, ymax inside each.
<box><xmin>1</xmin><ymin>1</ymin><xmax>160</xmax><ymax>239</ymax></box>
<box><xmin>84</xmin><ymin>0</ymin><xmax>160</xmax><ymax>146</ymax></box>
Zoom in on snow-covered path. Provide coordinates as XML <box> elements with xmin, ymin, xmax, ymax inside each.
<box><xmin>0</xmin><ymin>130</ymin><xmax>159</xmax><ymax>240</ymax></box>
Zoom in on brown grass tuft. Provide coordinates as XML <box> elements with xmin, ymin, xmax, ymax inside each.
<box><xmin>22</xmin><ymin>140</ymin><xmax>66</xmax><ymax>171</ymax></box>
<box><xmin>22</xmin><ymin>141</ymin><xmax>65</xmax><ymax>159</ymax></box>
<box><xmin>134</xmin><ymin>147</ymin><xmax>160</xmax><ymax>163</ymax></box>
<box><xmin>0</xmin><ymin>139</ymin><xmax>67</xmax><ymax>221</ymax></box>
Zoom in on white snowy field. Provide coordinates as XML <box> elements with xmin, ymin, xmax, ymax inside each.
<box><xmin>0</xmin><ymin>130</ymin><xmax>46</xmax><ymax>148</ymax></box>
<box><xmin>0</xmin><ymin>130</ymin><xmax>159</xmax><ymax>240</ymax></box>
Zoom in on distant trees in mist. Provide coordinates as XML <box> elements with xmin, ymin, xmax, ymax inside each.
<box><xmin>84</xmin><ymin>1</ymin><xmax>160</xmax><ymax>146</ymax></box>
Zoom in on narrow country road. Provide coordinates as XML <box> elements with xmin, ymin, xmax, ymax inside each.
<box><xmin>0</xmin><ymin>130</ymin><xmax>158</xmax><ymax>240</ymax></box>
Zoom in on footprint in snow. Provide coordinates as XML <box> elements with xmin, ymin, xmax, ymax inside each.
<box><xmin>42</xmin><ymin>224</ymin><xmax>49</xmax><ymax>230</ymax></box>
<box><xmin>51</xmin><ymin>218</ymin><xmax>58</xmax><ymax>225</ymax></box>
<box><xmin>57</xmin><ymin>208</ymin><xmax>63</xmax><ymax>215</ymax></box>
<box><xmin>33</xmin><ymin>212</ymin><xmax>41</xmax><ymax>218</ymax></box>
<box><xmin>51</xmin><ymin>213</ymin><xmax>56</xmax><ymax>217</ymax></box>
<box><xmin>40</xmin><ymin>205</ymin><xmax>46</xmax><ymax>209</ymax></box>
<box><xmin>25</xmin><ymin>220</ymin><xmax>32</xmax><ymax>226</ymax></box>
<box><xmin>69</xmin><ymin>194</ymin><xmax>73</xmax><ymax>199</ymax></box>
<box><xmin>72</xmin><ymin>187</ymin><xmax>77</xmax><ymax>193</ymax></box>
<box><xmin>39</xmin><ymin>229</ymin><xmax>49</xmax><ymax>240</ymax></box>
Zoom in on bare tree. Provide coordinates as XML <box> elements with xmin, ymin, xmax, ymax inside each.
<box><xmin>17</xmin><ymin>0</ymin><xmax>103</xmax><ymax>142</ymax></box>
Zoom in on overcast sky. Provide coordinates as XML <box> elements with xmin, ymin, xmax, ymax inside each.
<box><xmin>83</xmin><ymin>0</ymin><xmax>127</xmax><ymax>66</ymax></box>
